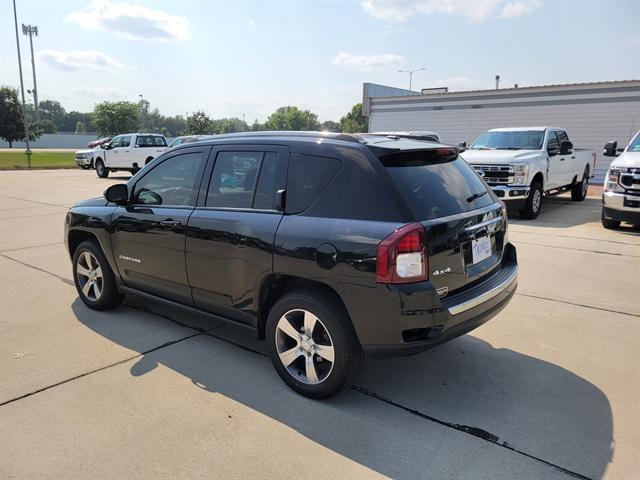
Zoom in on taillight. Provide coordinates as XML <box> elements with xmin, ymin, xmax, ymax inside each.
<box><xmin>376</xmin><ymin>223</ymin><xmax>428</xmax><ymax>284</ymax></box>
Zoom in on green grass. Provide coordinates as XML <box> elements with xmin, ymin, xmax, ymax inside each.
<box><xmin>0</xmin><ymin>151</ymin><xmax>76</xmax><ymax>169</ymax></box>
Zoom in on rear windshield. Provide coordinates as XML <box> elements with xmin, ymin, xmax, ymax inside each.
<box><xmin>380</xmin><ymin>151</ymin><xmax>495</xmax><ymax>220</ymax></box>
<box><xmin>137</xmin><ymin>135</ymin><xmax>167</xmax><ymax>147</ymax></box>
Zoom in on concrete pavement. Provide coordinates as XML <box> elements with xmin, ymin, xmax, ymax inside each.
<box><xmin>1</xmin><ymin>169</ymin><xmax>638</xmax><ymax>479</ymax></box>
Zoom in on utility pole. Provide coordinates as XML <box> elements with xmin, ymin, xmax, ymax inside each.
<box><xmin>22</xmin><ymin>23</ymin><xmax>39</xmax><ymax>123</ymax></box>
<box><xmin>12</xmin><ymin>0</ymin><xmax>31</xmax><ymax>166</ymax></box>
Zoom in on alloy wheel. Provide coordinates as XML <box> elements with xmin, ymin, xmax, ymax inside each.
<box><xmin>532</xmin><ymin>189</ymin><xmax>541</xmax><ymax>213</ymax></box>
<box><xmin>76</xmin><ymin>251</ymin><xmax>103</xmax><ymax>301</ymax></box>
<box><xmin>275</xmin><ymin>309</ymin><xmax>335</xmax><ymax>385</ymax></box>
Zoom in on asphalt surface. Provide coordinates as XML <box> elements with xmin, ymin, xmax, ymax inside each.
<box><xmin>0</xmin><ymin>169</ymin><xmax>638</xmax><ymax>480</ymax></box>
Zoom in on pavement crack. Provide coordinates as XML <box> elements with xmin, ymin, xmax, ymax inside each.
<box><xmin>516</xmin><ymin>292</ymin><xmax>639</xmax><ymax>318</ymax></box>
<box><xmin>510</xmin><ymin>229</ymin><xmax>640</xmax><ymax>246</ymax></box>
<box><xmin>350</xmin><ymin>385</ymin><xmax>593</xmax><ymax>480</ymax></box>
<box><xmin>0</xmin><ymin>242</ymin><xmax>64</xmax><ymax>254</ymax></box>
<box><xmin>0</xmin><ymin>194</ymin><xmax>69</xmax><ymax>209</ymax></box>
<box><xmin>513</xmin><ymin>240</ymin><xmax>636</xmax><ymax>257</ymax></box>
<box><xmin>0</xmin><ymin>253</ymin><xmax>73</xmax><ymax>286</ymax></box>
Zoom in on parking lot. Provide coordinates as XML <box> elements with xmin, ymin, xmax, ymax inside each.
<box><xmin>0</xmin><ymin>169</ymin><xmax>638</xmax><ymax>479</ymax></box>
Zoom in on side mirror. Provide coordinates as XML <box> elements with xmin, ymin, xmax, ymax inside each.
<box><xmin>103</xmin><ymin>143</ymin><xmax>112</xmax><ymax>150</ymax></box>
<box><xmin>457</xmin><ymin>141</ymin><xmax>467</xmax><ymax>153</ymax></box>
<box><xmin>274</xmin><ymin>189</ymin><xmax>286</xmax><ymax>212</ymax></box>
<box><xmin>560</xmin><ymin>140</ymin><xmax>573</xmax><ymax>155</ymax></box>
<box><xmin>104</xmin><ymin>184</ymin><xmax>129</xmax><ymax>204</ymax></box>
<box><xmin>603</xmin><ymin>141</ymin><xmax>618</xmax><ymax>157</ymax></box>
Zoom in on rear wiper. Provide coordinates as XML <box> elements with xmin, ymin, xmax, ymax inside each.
<box><xmin>467</xmin><ymin>191</ymin><xmax>488</xmax><ymax>202</ymax></box>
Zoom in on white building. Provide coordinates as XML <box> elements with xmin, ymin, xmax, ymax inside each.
<box><xmin>363</xmin><ymin>80</ymin><xmax>640</xmax><ymax>183</ymax></box>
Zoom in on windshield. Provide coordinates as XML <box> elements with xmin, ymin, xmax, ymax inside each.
<box><xmin>627</xmin><ymin>132</ymin><xmax>640</xmax><ymax>152</ymax></box>
<box><xmin>471</xmin><ymin>131</ymin><xmax>544</xmax><ymax>150</ymax></box>
<box><xmin>380</xmin><ymin>151</ymin><xmax>495</xmax><ymax>220</ymax></box>
<box><xmin>137</xmin><ymin>135</ymin><xmax>168</xmax><ymax>147</ymax></box>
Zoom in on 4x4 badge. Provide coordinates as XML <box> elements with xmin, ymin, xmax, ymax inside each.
<box><xmin>432</xmin><ymin>266</ymin><xmax>452</xmax><ymax>276</ymax></box>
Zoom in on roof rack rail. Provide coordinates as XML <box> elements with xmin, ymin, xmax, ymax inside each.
<box><xmin>203</xmin><ymin>131</ymin><xmax>363</xmax><ymax>143</ymax></box>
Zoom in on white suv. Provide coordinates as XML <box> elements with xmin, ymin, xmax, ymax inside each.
<box><xmin>94</xmin><ymin>133</ymin><xmax>168</xmax><ymax>178</ymax></box>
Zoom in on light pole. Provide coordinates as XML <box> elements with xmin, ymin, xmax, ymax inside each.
<box><xmin>22</xmin><ymin>23</ymin><xmax>39</xmax><ymax>123</ymax></box>
<box><xmin>398</xmin><ymin>67</ymin><xmax>426</xmax><ymax>93</ymax></box>
<box><xmin>12</xmin><ymin>0</ymin><xmax>31</xmax><ymax>165</ymax></box>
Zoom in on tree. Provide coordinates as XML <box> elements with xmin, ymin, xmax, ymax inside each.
<box><xmin>339</xmin><ymin>103</ymin><xmax>368</xmax><ymax>133</ymax></box>
<box><xmin>185</xmin><ymin>111</ymin><xmax>213</xmax><ymax>135</ymax></box>
<box><xmin>38</xmin><ymin>100</ymin><xmax>66</xmax><ymax>127</ymax></box>
<box><xmin>320</xmin><ymin>120</ymin><xmax>340</xmax><ymax>132</ymax></box>
<box><xmin>0</xmin><ymin>86</ymin><xmax>41</xmax><ymax>147</ymax></box>
<box><xmin>93</xmin><ymin>101</ymin><xmax>141</xmax><ymax>136</ymax></box>
<box><xmin>210</xmin><ymin>117</ymin><xmax>248</xmax><ymax>134</ymax></box>
<box><xmin>38</xmin><ymin>119</ymin><xmax>57</xmax><ymax>134</ymax></box>
<box><xmin>265</xmin><ymin>106</ymin><xmax>320</xmax><ymax>131</ymax></box>
<box><xmin>75</xmin><ymin>121</ymin><xmax>86</xmax><ymax>133</ymax></box>
<box><xmin>250</xmin><ymin>119</ymin><xmax>265</xmax><ymax>131</ymax></box>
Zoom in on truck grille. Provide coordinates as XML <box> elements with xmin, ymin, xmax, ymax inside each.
<box><xmin>619</xmin><ymin>168</ymin><xmax>640</xmax><ymax>192</ymax></box>
<box><xmin>473</xmin><ymin>165</ymin><xmax>514</xmax><ymax>185</ymax></box>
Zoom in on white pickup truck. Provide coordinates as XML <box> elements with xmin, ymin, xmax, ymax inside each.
<box><xmin>94</xmin><ymin>133</ymin><xmax>168</xmax><ymax>178</ymax></box>
<box><xmin>601</xmin><ymin>130</ymin><xmax>640</xmax><ymax>228</ymax></box>
<box><xmin>461</xmin><ymin>127</ymin><xmax>595</xmax><ymax>219</ymax></box>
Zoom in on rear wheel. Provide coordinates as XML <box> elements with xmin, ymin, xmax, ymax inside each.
<box><xmin>266</xmin><ymin>290</ymin><xmax>363</xmax><ymax>399</ymax></box>
<box><xmin>571</xmin><ymin>167</ymin><xmax>589</xmax><ymax>201</ymax></box>
<box><xmin>601</xmin><ymin>208</ymin><xmax>620</xmax><ymax>229</ymax></box>
<box><xmin>95</xmin><ymin>159</ymin><xmax>109</xmax><ymax>178</ymax></box>
<box><xmin>519</xmin><ymin>181</ymin><xmax>543</xmax><ymax>219</ymax></box>
<box><xmin>72</xmin><ymin>240</ymin><xmax>123</xmax><ymax>310</ymax></box>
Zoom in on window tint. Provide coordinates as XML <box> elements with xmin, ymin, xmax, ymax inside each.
<box><xmin>133</xmin><ymin>152</ymin><xmax>205</xmax><ymax>206</ymax></box>
<box><xmin>206</xmin><ymin>152</ymin><xmax>262</xmax><ymax>208</ymax></box>
<box><xmin>254</xmin><ymin>152</ymin><xmax>286</xmax><ymax>210</ymax></box>
<box><xmin>137</xmin><ymin>135</ymin><xmax>168</xmax><ymax>147</ymax></box>
<box><xmin>121</xmin><ymin>135</ymin><xmax>131</xmax><ymax>147</ymax></box>
<box><xmin>547</xmin><ymin>131</ymin><xmax>560</xmax><ymax>151</ymax></box>
<box><xmin>556</xmin><ymin>131</ymin><xmax>569</xmax><ymax>143</ymax></box>
<box><xmin>286</xmin><ymin>154</ymin><xmax>341</xmax><ymax>214</ymax></box>
<box><xmin>380</xmin><ymin>151</ymin><xmax>494</xmax><ymax>220</ymax></box>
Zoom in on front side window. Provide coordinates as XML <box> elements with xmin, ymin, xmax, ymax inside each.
<box><xmin>133</xmin><ymin>152</ymin><xmax>205</xmax><ymax>206</ymax></box>
<box><xmin>627</xmin><ymin>132</ymin><xmax>640</xmax><ymax>152</ymax></box>
<box><xmin>109</xmin><ymin>136</ymin><xmax>122</xmax><ymax>148</ymax></box>
<box><xmin>547</xmin><ymin>131</ymin><xmax>560</xmax><ymax>152</ymax></box>
<box><xmin>206</xmin><ymin>152</ymin><xmax>262</xmax><ymax>208</ymax></box>
<box><xmin>556</xmin><ymin>131</ymin><xmax>569</xmax><ymax>143</ymax></box>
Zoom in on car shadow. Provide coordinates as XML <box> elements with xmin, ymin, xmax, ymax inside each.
<box><xmin>71</xmin><ymin>297</ymin><xmax>613</xmax><ymax>479</ymax></box>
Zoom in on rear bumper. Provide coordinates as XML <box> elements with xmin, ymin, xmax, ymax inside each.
<box><xmin>489</xmin><ymin>185</ymin><xmax>529</xmax><ymax>200</ymax></box>
<box><xmin>362</xmin><ymin>244</ymin><xmax>518</xmax><ymax>358</ymax></box>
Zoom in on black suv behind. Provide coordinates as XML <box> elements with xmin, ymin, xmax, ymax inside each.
<box><xmin>65</xmin><ymin>132</ymin><xmax>518</xmax><ymax>398</ymax></box>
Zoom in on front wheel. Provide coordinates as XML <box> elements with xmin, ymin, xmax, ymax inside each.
<box><xmin>72</xmin><ymin>240</ymin><xmax>123</xmax><ymax>310</ymax></box>
<box><xmin>519</xmin><ymin>181</ymin><xmax>543</xmax><ymax>219</ymax></box>
<box><xmin>266</xmin><ymin>290</ymin><xmax>363</xmax><ymax>399</ymax></box>
<box><xmin>571</xmin><ymin>167</ymin><xmax>589</xmax><ymax>201</ymax></box>
<box><xmin>95</xmin><ymin>159</ymin><xmax>109</xmax><ymax>178</ymax></box>
<box><xmin>601</xmin><ymin>208</ymin><xmax>620</xmax><ymax>229</ymax></box>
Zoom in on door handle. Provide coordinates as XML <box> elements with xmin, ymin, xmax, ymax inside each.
<box><xmin>159</xmin><ymin>220</ymin><xmax>182</xmax><ymax>228</ymax></box>
<box><xmin>571</xmin><ymin>156</ymin><xmax>575</xmax><ymax>159</ymax></box>
<box><xmin>559</xmin><ymin>157</ymin><xmax>565</xmax><ymax>161</ymax></box>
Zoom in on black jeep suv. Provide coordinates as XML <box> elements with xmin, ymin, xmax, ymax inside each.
<box><xmin>65</xmin><ymin>132</ymin><xmax>518</xmax><ymax>398</ymax></box>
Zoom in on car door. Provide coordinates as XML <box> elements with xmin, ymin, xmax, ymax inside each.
<box><xmin>104</xmin><ymin>135</ymin><xmax>122</xmax><ymax>167</ymax></box>
<box><xmin>556</xmin><ymin>130</ymin><xmax>576</xmax><ymax>184</ymax></box>
<box><xmin>186</xmin><ymin>145</ymin><xmax>288</xmax><ymax>326</ymax></box>
<box><xmin>118</xmin><ymin>135</ymin><xmax>133</xmax><ymax>167</ymax></box>
<box><xmin>546</xmin><ymin>130</ymin><xmax>564</xmax><ymax>189</ymax></box>
<box><xmin>110</xmin><ymin>146</ymin><xmax>209</xmax><ymax>304</ymax></box>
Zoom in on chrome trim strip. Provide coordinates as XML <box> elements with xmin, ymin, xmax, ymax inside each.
<box><xmin>448</xmin><ymin>265</ymin><xmax>518</xmax><ymax>315</ymax></box>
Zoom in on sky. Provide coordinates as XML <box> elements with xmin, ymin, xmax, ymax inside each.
<box><xmin>1</xmin><ymin>0</ymin><xmax>639</xmax><ymax>123</ymax></box>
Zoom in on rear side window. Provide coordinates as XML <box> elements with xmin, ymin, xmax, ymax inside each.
<box><xmin>286</xmin><ymin>154</ymin><xmax>341</xmax><ymax>214</ymax></box>
<box><xmin>254</xmin><ymin>152</ymin><xmax>286</xmax><ymax>210</ymax></box>
<box><xmin>380</xmin><ymin>151</ymin><xmax>494</xmax><ymax>220</ymax></box>
<box><xmin>206</xmin><ymin>152</ymin><xmax>262</xmax><ymax>208</ymax></box>
<box><xmin>137</xmin><ymin>135</ymin><xmax>168</xmax><ymax>147</ymax></box>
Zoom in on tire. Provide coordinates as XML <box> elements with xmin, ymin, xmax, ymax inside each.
<box><xmin>519</xmin><ymin>181</ymin><xmax>543</xmax><ymax>219</ymax></box>
<box><xmin>601</xmin><ymin>208</ymin><xmax>620</xmax><ymax>230</ymax></box>
<box><xmin>72</xmin><ymin>240</ymin><xmax>123</xmax><ymax>310</ymax></box>
<box><xmin>95</xmin><ymin>159</ymin><xmax>109</xmax><ymax>178</ymax></box>
<box><xmin>571</xmin><ymin>167</ymin><xmax>589</xmax><ymax>201</ymax></box>
<box><xmin>80</xmin><ymin>165</ymin><xmax>90</xmax><ymax>170</ymax></box>
<box><xmin>266</xmin><ymin>289</ymin><xmax>363</xmax><ymax>399</ymax></box>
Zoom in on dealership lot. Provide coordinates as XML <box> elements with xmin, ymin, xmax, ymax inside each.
<box><xmin>0</xmin><ymin>169</ymin><xmax>638</xmax><ymax>479</ymax></box>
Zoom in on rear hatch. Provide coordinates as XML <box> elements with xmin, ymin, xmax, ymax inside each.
<box><xmin>374</xmin><ymin>143</ymin><xmax>507</xmax><ymax>297</ymax></box>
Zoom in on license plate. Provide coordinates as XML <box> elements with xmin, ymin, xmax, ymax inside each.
<box><xmin>471</xmin><ymin>236</ymin><xmax>493</xmax><ymax>265</ymax></box>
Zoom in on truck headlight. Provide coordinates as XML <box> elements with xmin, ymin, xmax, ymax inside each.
<box><xmin>604</xmin><ymin>168</ymin><xmax>624</xmax><ymax>192</ymax></box>
<box><xmin>512</xmin><ymin>163</ymin><xmax>528</xmax><ymax>185</ymax></box>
